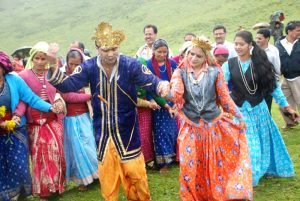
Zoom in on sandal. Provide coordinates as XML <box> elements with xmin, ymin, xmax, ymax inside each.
<box><xmin>282</xmin><ymin>122</ymin><xmax>298</xmax><ymax>130</ymax></box>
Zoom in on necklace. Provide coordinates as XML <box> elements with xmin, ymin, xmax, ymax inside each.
<box><xmin>32</xmin><ymin>69</ymin><xmax>47</xmax><ymax>89</ymax></box>
<box><xmin>238</xmin><ymin>61</ymin><xmax>257</xmax><ymax>95</ymax></box>
<box><xmin>159</xmin><ymin>65</ymin><xmax>166</xmax><ymax>73</ymax></box>
<box><xmin>0</xmin><ymin>81</ymin><xmax>6</xmax><ymax>97</ymax></box>
<box><xmin>188</xmin><ymin>72</ymin><xmax>205</xmax><ymax>85</ymax></box>
<box><xmin>187</xmin><ymin>71</ymin><xmax>206</xmax><ymax>112</ymax></box>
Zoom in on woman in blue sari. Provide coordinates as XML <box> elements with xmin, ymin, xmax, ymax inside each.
<box><xmin>63</xmin><ymin>49</ymin><xmax>98</xmax><ymax>191</ymax></box>
<box><xmin>0</xmin><ymin>51</ymin><xmax>55</xmax><ymax>201</ymax></box>
<box><xmin>146</xmin><ymin>39</ymin><xmax>178</xmax><ymax>173</ymax></box>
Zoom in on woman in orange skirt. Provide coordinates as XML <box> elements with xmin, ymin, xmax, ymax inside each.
<box><xmin>169</xmin><ymin>36</ymin><xmax>253</xmax><ymax>201</ymax></box>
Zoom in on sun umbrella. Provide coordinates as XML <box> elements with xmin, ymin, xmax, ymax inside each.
<box><xmin>11</xmin><ymin>46</ymin><xmax>32</xmax><ymax>58</ymax></box>
<box><xmin>252</xmin><ymin>22</ymin><xmax>270</xmax><ymax>30</ymax></box>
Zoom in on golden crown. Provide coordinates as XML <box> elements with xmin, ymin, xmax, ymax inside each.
<box><xmin>191</xmin><ymin>36</ymin><xmax>212</xmax><ymax>51</ymax></box>
<box><xmin>92</xmin><ymin>22</ymin><xmax>125</xmax><ymax>48</ymax></box>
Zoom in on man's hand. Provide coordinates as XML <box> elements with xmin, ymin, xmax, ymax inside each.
<box><xmin>283</xmin><ymin>106</ymin><xmax>300</xmax><ymax>123</ymax></box>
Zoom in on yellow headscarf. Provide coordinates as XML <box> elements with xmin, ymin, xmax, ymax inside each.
<box><xmin>25</xmin><ymin>41</ymin><xmax>50</xmax><ymax>69</ymax></box>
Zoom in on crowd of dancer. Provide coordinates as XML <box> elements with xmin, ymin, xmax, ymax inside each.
<box><xmin>0</xmin><ymin>19</ymin><xmax>300</xmax><ymax>201</ymax></box>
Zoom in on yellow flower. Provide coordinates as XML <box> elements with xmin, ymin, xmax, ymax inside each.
<box><xmin>4</xmin><ymin>120</ymin><xmax>16</xmax><ymax>132</ymax></box>
<box><xmin>0</xmin><ymin>106</ymin><xmax>6</xmax><ymax>118</ymax></box>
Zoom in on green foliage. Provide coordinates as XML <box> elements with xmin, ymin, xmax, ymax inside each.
<box><xmin>1</xmin><ymin>0</ymin><xmax>299</xmax><ymax>57</ymax></box>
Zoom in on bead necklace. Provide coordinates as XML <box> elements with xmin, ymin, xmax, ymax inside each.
<box><xmin>238</xmin><ymin>60</ymin><xmax>257</xmax><ymax>95</ymax></box>
<box><xmin>159</xmin><ymin>65</ymin><xmax>166</xmax><ymax>73</ymax></box>
<box><xmin>187</xmin><ymin>72</ymin><xmax>206</xmax><ymax>112</ymax></box>
<box><xmin>188</xmin><ymin>72</ymin><xmax>205</xmax><ymax>85</ymax></box>
<box><xmin>32</xmin><ymin>69</ymin><xmax>47</xmax><ymax>89</ymax></box>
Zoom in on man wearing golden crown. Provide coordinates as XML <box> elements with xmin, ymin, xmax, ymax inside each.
<box><xmin>46</xmin><ymin>22</ymin><xmax>170</xmax><ymax>201</ymax></box>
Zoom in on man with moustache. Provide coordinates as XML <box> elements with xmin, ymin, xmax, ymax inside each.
<box><xmin>211</xmin><ymin>24</ymin><xmax>237</xmax><ymax>59</ymax></box>
<box><xmin>275</xmin><ymin>20</ymin><xmax>300</xmax><ymax>129</ymax></box>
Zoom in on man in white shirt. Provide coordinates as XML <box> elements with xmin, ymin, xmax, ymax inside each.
<box><xmin>256</xmin><ymin>28</ymin><xmax>281</xmax><ymax>76</ymax></box>
<box><xmin>275</xmin><ymin>20</ymin><xmax>300</xmax><ymax>129</ymax></box>
<box><xmin>256</xmin><ymin>28</ymin><xmax>281</xmax><ymax>112</ymax></box>
<box><xmin>136</xmin><ymin>24</ymin><xmax>158</xmax><ymax>60</ymax></box>
<box><xmin>211</xmin><ymin>25</ymin><xmax>237</xmax><ymax>59</ymax></box>
<box><xmin>136</xmin><ymin>24</ymin><xmax>173</xmax><ymax>60</ymax></box>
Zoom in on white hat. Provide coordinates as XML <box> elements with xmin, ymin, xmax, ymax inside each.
<box><xmin>179</xmin><ymin>41</ymin><xmax>192</xmax><ymax>54</ymax></box>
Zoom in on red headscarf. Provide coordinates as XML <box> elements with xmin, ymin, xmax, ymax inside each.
<box><xmin>0</xmin><ymin>51</ymin><xmax>13</xmax><ymax>73</ymax></box>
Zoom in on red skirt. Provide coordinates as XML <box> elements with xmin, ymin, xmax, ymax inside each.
<box><xmin>137</xmin><ymin>108</ymin><xmax>154</xmax><ymax>163</ymax></box>
<box><xmin>28</xmin><ymin>108</ymin><xmax>65</xmax><ymax>197</ymax></box>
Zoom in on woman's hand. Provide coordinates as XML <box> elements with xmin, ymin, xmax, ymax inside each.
<box><xmin>12</xmin><ymin>115</ymin><xmax>21</xmax><ymax>126</ymax></box>
<box><xmin>52</xmin><ymin>100</ymin><xmax>64</xmax><ymax>113</ymax></box>
<box><xmin>149</xmin><ymin>100</ymin><xmax>161</xmax><ymax>110</ymax></box>
<box><xmin>0</xmin><ymin>121</ymin><xmax>6</xmax><ymax>129</ymax></box>
<box><xmin>239</xmin><ymin>121</ymin><xmax>247</xmax><ymax>131</ymax></box>
<box><xmin>165</xmin><ymin>104</ymin><xmax>177</xmax><ymax>118</ymax></box>
<box><xmin>168</xmin><ymin>108</ymin><xmax>177</xmax><ymax>118</ymax></box>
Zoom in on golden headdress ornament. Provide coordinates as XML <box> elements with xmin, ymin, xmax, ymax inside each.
<box><xmin>92</xmin><ymin>22</ymin><xmax>125</xmax><ymax>48</ymax></box>
<box><xmin>191</xmin><ymin>36</ymin><xmax>212</xmax><ymax>52</ymax></box>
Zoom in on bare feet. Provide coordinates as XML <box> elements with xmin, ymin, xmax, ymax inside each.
<box><xmin>78</xmin><ymin>185</ymin><xmax>88</xmax><ymax>192</ymax></box>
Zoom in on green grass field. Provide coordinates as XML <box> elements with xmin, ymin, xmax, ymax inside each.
<box><xmin>24</xmin><ymin>106</ymin><xmax>300</xmax><ymax>201</ymax></box>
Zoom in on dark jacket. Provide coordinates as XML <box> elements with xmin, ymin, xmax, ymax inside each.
<box><xmin>275</xmin><ymin>37</ymin><xmax>300</xmax><ymax>79</ymax></box>
<box><xmin>48</xmin><ymin>55</ymin><xmax>161</xmax><ymax>162</ymax></box>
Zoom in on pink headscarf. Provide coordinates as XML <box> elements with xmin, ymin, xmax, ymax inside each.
<box><xmin>0</xmin><ymin>51</ymin><xmax>13</xmax><ymax>73</ymax></box>
<box><xmin>213</xmin><ymin>45</ymin><xmax>229</xmax><ymax>56</ymax></box>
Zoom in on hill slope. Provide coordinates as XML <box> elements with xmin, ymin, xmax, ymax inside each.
<box><xmin>0</xmin><ymin>0</ymin><xmax>299</xmax><ymax>56</ymax></box>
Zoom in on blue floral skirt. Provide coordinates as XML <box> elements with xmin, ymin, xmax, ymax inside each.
<box><xmin>240</xmin><ymin>101</ymin><xmax>294</xmax><ymax>186</ymax></box>
<box><xmin>0</xmin><ymin>127</ymin><xmax>31</xmax><ymax>201</ymax></box>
